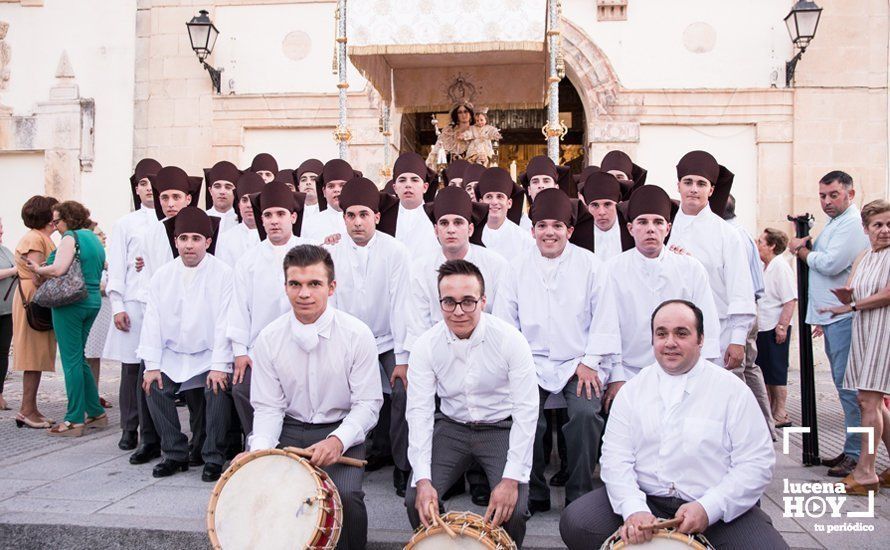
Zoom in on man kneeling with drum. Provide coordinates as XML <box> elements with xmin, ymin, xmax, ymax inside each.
<box><xmin>560</xmin><ymin>300</ymin><xmax>787</xmax><ymax>549</ymax></box>
<box><xmin>405</xmin><ymin>259</ymin><xmax>539</xmax><ymax>547</ymax></box>
<box><xmin>246</xmin><ymin>244</ymin><xmax>383</xmax><ymax>550</ymax></box>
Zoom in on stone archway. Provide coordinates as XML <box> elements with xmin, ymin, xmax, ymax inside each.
<box><xmin>560</xmin><ymin>18</ymin><xmax>639</xmax><ymax>162</ymax></box>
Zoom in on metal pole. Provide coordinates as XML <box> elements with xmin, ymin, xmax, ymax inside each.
<box><xmin>788</xmin><ymin>213</ymin><xmax>821</xmax><ymax>466</ymax></box>
<box><xmin>381</xmin><ymin>103</ymin><xmax>392</xmax><ymax>184</ymax></box>
<box><xmin>545</xmin><ymin>0</ymin><xmax>560</xmax><ymax>161</ymax></box>
<box><xmin>335</xmin><ymin>0</ymin><xmax>350</xmax><ymax>159</ymax></box>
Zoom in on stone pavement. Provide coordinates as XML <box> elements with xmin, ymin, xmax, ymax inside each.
<box><xmin>0</xmin><ymin>340</ymin><xmax>888</xmax><ymax>549</ymax></box>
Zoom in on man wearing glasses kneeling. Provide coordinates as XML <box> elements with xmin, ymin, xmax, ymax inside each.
<box><xmin>405</xmin><ymin>259</ymin><xmax>539</xmax><ymax>548</ymax></box>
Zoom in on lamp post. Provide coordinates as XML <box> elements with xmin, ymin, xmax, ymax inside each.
<box><xmin>186</xmin><ymin>9</ymin><xmax>223</xmax><ymax>94</ymax></box>
<box><xmin>784</xmin><ymin>0</ymin><xmax>823</xmax><ymax>87</ymax></box>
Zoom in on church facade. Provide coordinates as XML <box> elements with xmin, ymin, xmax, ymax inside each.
<box><xmin>0</xmin><ymin>0</ymin><xmax>886</xmax><ymax>244</ymax></box>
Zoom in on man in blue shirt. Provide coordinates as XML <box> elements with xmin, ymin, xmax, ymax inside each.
<box><xmin>789</xmin><ymin>170</ymin><xmax>869</xmax><ymax>477</ymax></box>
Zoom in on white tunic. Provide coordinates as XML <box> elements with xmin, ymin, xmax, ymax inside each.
<box><xmin>589</xmin><ymin>247</ymin><xmax>722</xmax><ymax>382</ymax></box>
<box><xmin>102</xmin><ymin>206</ymin><xmax>158</xmax><ymax>363</ymax></box>
<box><xmin>215</xmin><ymin>223</ymin><xmax>260</xmax><ymax>268</ymax></box>
<box><xmin>482</xmin><ymin>219</ymin><xmax>534</xmax><ymax>261</ymax></box>
<box><xmin>394</xmin><ymin>203</ymin><xmax>439</xmax><ymax>259</ymax></box>
<box><xmin>601</xmin><ymin>358</ymin><xmax>774</xmax><ymax>524</ymax></box>
<box><xmin>140</xmin><ymin>218</ymin><xmax>175</xmax><ymax>290</ymax></box>
<box><xmin>207</xmin><ymin>206</ymin><xmax>239</xmax><ymax>235</ymax></box>
<box><xmin>137</xmin><ymin>255</ymin><xmax>234</xmax><ymax>382</ymax></box>
<box><xmin>493</xmin><ymin>243</ymin><xmax>604</xmax><ymax>392</ymax></box>
<box><xmin>757</xmin><ymin>255</ymin><xmax>797</xmax><ymax>332</ymax></box>
<box><xmin>593</xmin><ymin>224</ymin><xmax>622</xmax><ymax>263</ymax></box>
<box><xmin>248</xmin><ymin>307</ymin><xmax>383</xmax><ymax>452</ymax></box>
<box><xmin>328</xmin><ymin>232</ymin><xmax>412</xmax><ymax>363</ymax></box>
<box><xmin>667</xmin><ymin>208</ymin><xmax>756</xmax><ymax>359</ymax></box>
<box><xmin>227</xmin><ymin>235</ymin><xmax>312</xmax><ymax>357</ymax></box>
<box><xmin>302</xmin><ymin>207</ymin><xmax>346</xmax><ymax>242</ymax></box>
<box><xmin>406</xmin><ymin>314</ymin><xmax>539</xmax><ymax>485</ymax></box>
<box><xmin>406</xmin><ymin>244</ymin><xmax>509</xmax><ymax>353</ymax></box>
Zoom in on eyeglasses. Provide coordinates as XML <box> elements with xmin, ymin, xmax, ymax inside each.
<box><xmin>439</xmin><ymin>297</ymin><xmax>481</xmax><ymax>313</ymax></box>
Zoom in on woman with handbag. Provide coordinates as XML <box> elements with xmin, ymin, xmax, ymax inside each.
<box><xmin>24</xmin><ymin>200</ymin><xmax>106</xmax><ymax>437</ymax></box>
<box><xmin>12</xmin><ymin>195</ymin><xmax>58</xmax><ymax>429</ymax></box>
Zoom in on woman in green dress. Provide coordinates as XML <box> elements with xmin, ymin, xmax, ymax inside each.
<box><xmin>24</xmin><ymin>200</ymin><xmax>107</xmax><ymax>436</ymax></box>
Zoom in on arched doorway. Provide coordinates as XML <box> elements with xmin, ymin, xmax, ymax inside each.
<box><xmin>399</xmin><ymin>77</ymin><xmax>587</xmax><ymax>177</ymax></box>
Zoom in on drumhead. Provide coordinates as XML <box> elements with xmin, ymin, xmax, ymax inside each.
<box><xmin>606</xmin><ymin>531</ymin><xmax>711</xmax><ymax>549</ymax></box>
<box><xmin>409</xmin><ymin>531</ymin><xmax>494</xmax><ymax>550</ymax></box>
<box><xmin>209</xmin><ymin>453</ymin><xmax>326</xmax><ymax>549</ymax></box>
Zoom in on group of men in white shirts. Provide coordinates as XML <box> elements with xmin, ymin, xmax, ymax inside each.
<box><xmin>100</xmin><ymin>147</ymin><xmax>786</xmax><ymax>549</ymax></box>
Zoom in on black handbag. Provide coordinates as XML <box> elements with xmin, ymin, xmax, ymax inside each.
<box><xmin>8</xmin><ymin>276</ymin><xmax>53</xmax><ymax>332</ymax></box>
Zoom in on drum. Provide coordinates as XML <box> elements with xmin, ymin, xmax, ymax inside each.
<box><xmin>405</xmin><ymin>510</ymin><xmax>517</xmax><ymax>550</ymax></box>
<box><xmin>600</xmin><ymin>529</ymin><xmax>713</xmax><ymax>549</ymax></box>
<box><xmin>207</xmin><ymin>448</ymin><xmax>342</xmax><ymax>550</ymax></box>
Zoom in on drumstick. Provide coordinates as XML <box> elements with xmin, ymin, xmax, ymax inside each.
<box><xmin>283</xmin><ymin>446</ymin><xmax>367</xmax><ymax>468</ymax></box>
<box><xmin>428</xmin><ymin>501</ymin><xmax>457</xmax><ymax>539</ymax></box>
<box><xmin>639</xmin><ymin>518</ymin><xmax>682</xmax><ymax>531</ymax></box>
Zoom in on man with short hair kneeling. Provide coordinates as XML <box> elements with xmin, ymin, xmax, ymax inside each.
<box><xmin>406</xmin><ymin>259</ymin><xmax>538</xmax><ymax>547</ymax></box>
<box><xmin>559</xmin><ymin>300</ymin><xmax>787</xmax><ymax>549</ymax></box>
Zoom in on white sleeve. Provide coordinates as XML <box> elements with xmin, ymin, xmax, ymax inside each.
<box><xmin>136</xmin><ymin>271</ymin><xmax>163</xmax><ymax>370</ymax></box>
<box><xmin>105</xmin><ymin>218</ymin><xmax>129</xmax><ymax>315</ymax></box>
<box><xmin>405</xmin><ymin>332</ymin><xmax>438</xmax><ymax>485</ymax></box>
<box><xmin>723</xmin><ymin>230</ymin><xmax>756</xmax><ymax>345</ymax></box>
<box><xmin>692</xmin><ymin>261</ymin><xmax>724</xmax><ymax>363</ymax></box>
<box><xmin>696</xmin><ymin>388</ymin><xmax>775</xmax><ymax>524</ymax></box>
<box><xmin>502</xmin><ymin>330</ymin><xmax>540</xmax><ymax>482</ymax></box>
<box><xmin>227</xmin><ymin>259</ymin><xmax>252</xmax><ymax>357</ymax></box>
<box><xmin>389</xmin><ymin>245</ymin><xmax>412</xmax><ymax>364</ymax></box>
<box><xmin>329</xmin><ymin>326</ymin><xmax>384</xmax><ymax>450</ymax></box>
<box><xmin>491</xmin><ymin>267</ymin><xmax>521</xmax><ymax>330</ymax></box>
<box><xmin>211</xmin><ymin>266</ymin><xmax>234</xmax><ymax>372</ymax></box>
<box><xmin>405</xmin><ymin>261</ymin><xmax>434</xmax><ymax>352</ymax></box>
<box><xmin>247</xmin><ymin>334</ymin><xmax>286</xmax><ymax>451</ymax></box>
<box><xmin>600</xmin><ymin>387</ymin><xmax>652</xmax><ymax>520</ymax></box>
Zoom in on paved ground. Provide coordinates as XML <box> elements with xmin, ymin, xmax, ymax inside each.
<box><xmin>0</xmin><ymin>336</ymin><xmax>888</xmax><ymax>549</ymax></box>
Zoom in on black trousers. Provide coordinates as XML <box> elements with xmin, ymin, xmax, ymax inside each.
<box><xmin>0</xmin><ymin>314</ymin><xmax>12</xmax><ymax>394</ymax></box>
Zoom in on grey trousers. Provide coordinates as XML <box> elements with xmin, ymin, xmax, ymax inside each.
<box><xmin>279</xmin><ymin>416</ymin><xmax>367</xmax><ymax>550</ymax></box>
<box><xmin>560</xmin><ymin>486</ymin><xmax>788</xmax><ymax>550</ymax></box>
<box><xmin>119</xmin><ymin>362</ymin><xmax>140</xmax><ymax>432</ymax></box>
<box><xmin>232</xmin><ymin>365</ymin><xmax>253</xmax><ymax>437</ymax></box>
<box><xmin>731</xmin><ymin>320</ymin><xmax>776</xmax><ymax>439</ymax></box>
<box><xmin>203</xmin><ymin>374</ymin><xmax>235</xmax><ymax>466</ymax></box>
<box><xmin>530</xmin><ymin>377</ymin><xmax>605</xmax><ymax>504</ymax></box>
<box><xmin>145</xmin><ymin>372</ymin><xmax>218</xmax><ymax>463</ymax></box>
<box><xmin>404</xmin><ymin>417</ymin><xmax>529</xmax><ymax>547</ymax></box>
<box><xmin>378</xmin><ymin>350</ymin><xmax>409</xmax><ymax>471</ymax></box>
<box><xmin>136</xmin><ymin>362</ymin><xmax>160</xmax><ymax>446</ymax></box>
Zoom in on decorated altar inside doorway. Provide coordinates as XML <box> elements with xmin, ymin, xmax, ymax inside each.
<box><xmin>346</xmin><ymin>0</ymin><xmax>573</xmax><ymax>176</ymax></box>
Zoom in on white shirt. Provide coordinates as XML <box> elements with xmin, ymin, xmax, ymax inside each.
<box><xmin>207</xmin><ymin>206</ymin><xmax>239</xmax><ymax>235</ymax></box>
<box><xmin>215</xmin><ymin>223</ymin><xmax>260</xmax><ymax>268</ymax></box>
<box><xmin>482</xmin><ymin>219</ymin><xmax>534</xmax><ymax>261</ymax></box>
<box><xmin>406</xmin><ymin>244</ymin><xmax>509</xmax><ymax>352</ymax></box>
<box><xmin>407</xmin><ymin>314</ymin><xmax>539</xmax><ymax>485</ymax></box>
<box><xmin>594</xmin><ymin>224</ymin><xmax>622</xmax><ymax>263</ymax></box>
<box><xmin>137</xmin><ymin>255</ymin><xmax>234</xmax><ymax>382</ymax></box>
<box><xmin>667</xmin><ymin>208</ymin><xmax>756</xmax><ymax>358</ymax></box>
<box><xmin>105</xmin><ymin>205</ymin><xmax>157</xmax><ymax>311</ymax></box>
<box><xmin>248</xmin><ymin>307</ymin><xmax>383</xmax><ymax>452</ymax></box>
<box><xmin>601</xmin><ymin>358</ymin><xmax>774</xmax><ymax>525</ymax></box>
<box><xmin>589</xmin><ymin>247</ymin><xmax>722</xmax><ymax>382</ymax></box>
<box><xmin>757</xmin><ymin>255</ymin><xmax>797</xmax><ymax>331</ymax></box>
<box><xmin>328</xmin><ymin>232</ymin><xmax>412</xmax><ymax>363</ymax></box>
<box><xmin>493</xmin><ymin>243</ymin><xmax>604</xmax><ymax>391</ymax></box>
<box><xmin>395</xmin><ymin>203</ymin><xmax>439</xmax><ymax>259</ymax></box>
<box><xmin>141</xmin><ymin>218</ymin><xmax>175</xmax><ymax>288</ymax></box>
<box><xmin>227</xmin><ymin>235</ymin><xmax>312</xmax><ymax>357</ymax></box>
<box><xmin>302</xmin><ymin>207</ymin><xmax>346</xmax><ymax>242</ymax></box>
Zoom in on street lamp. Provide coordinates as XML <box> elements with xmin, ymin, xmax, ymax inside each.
<box><xmin>784</xmin><ymin>0</ymin><xmax>823</xmax><ymax>86</ymax></box>
<box><xmin>186</xmin><ymin>9</ymin><xmax>223</xmax><ymax>94</ymax></box>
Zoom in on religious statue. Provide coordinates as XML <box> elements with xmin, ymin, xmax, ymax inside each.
<box><xmin>425</xmin><ymin>101</ymin><xmax>502</xmax><ymax>169</ymax></box>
